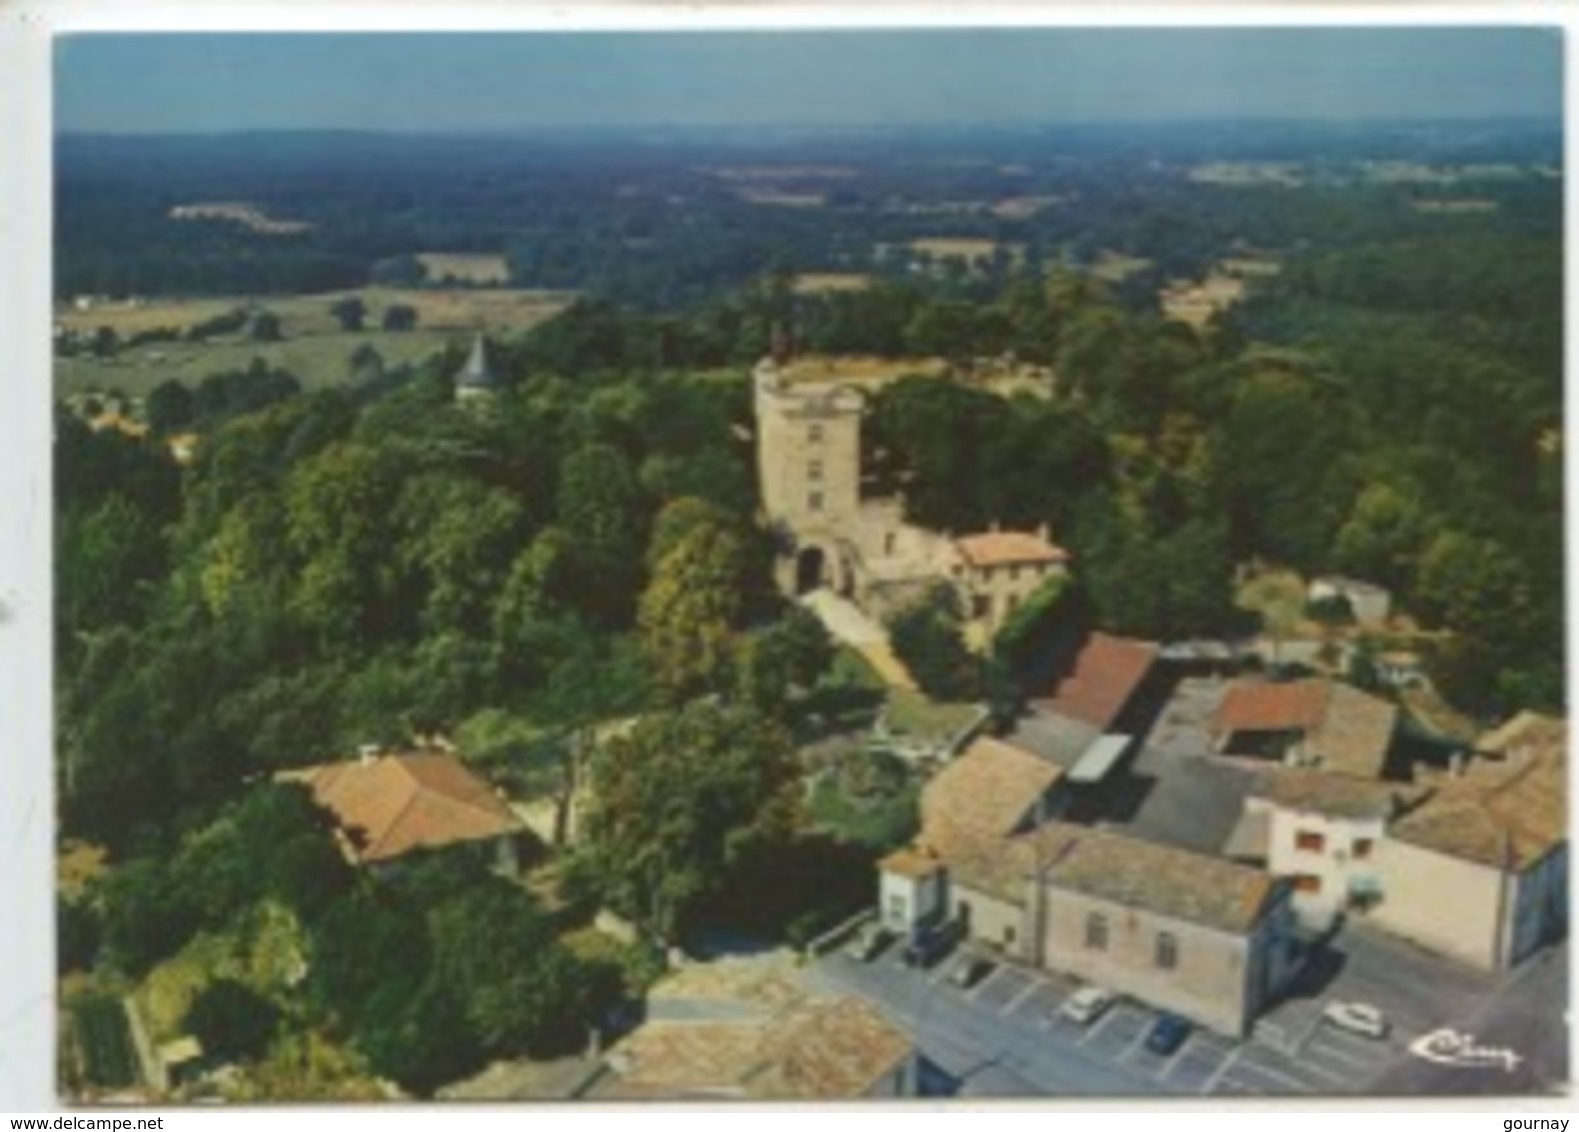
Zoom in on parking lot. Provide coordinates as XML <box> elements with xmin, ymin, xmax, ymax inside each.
<box><xmin>805</xmin><ymin>922</ymin><xmax>1508</xmax><ymax>1098</ymax></box>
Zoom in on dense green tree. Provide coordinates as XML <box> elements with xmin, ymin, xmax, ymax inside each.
<box><xmin>329</xmin><ymin>296</ymin><xmax>367</xmax><ymax>332</ymax></box>
<box><xmin>638</xmin><ymin>510</ymin><xmax>751</xmax><ymax>700</ymax></box>
<box><xmin>145</xmin><ymin>379</ymin><xmax>197</xmax><ymax>436</ymax></box>
<box><xmin>735</xmin><ymin>605</ymin><xmax>835</xmax><ymax>716</ymax></box>
<box><xmin>185</xmin><ymin>979</ymin><xmax>280</xmax><ymax>1063</ymax></box>
<box><xmin>381</xmin><ymin>303</ymin><xmax>418</xmax><ymax>332</ymax></box>
<box><xmin>582</xmin><ymin>701</ymin><xmax>800</xmax><ymax>941</ymax></box>
<box><xmin>887</xmin><ymin>586</ymin><xmax>978</xmax><ymax>701</ymax></box>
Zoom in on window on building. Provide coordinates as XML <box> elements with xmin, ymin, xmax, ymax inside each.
<box><xmin>1294</xmin><ymin>875</ymin><xmax>1323</xmax><ymax>894</ymax></box>
<box><xmin>1295</xmin><ymin>830</ymin><xmax>1326</xmax><ymax>853</ymax></box>
<box><xmin>1085</xmin><ymin>913</ymin><xmax>1108</xmax><ymax>950</ymax></box>
<box><xmin>1352</xmin><ymin>838</ymin><xmax>1374</xmax><ymax>859</ymax></box>
<box><xmin>808</xmin><ymin>459</ymin><xmax>823</xmax><ymax>481</ymax></box>
<box><xmin>886</xmin><ymin>895</ymin><xmax>905</xmax><ymax>923</ymax></box>
<box><xmin>808</xmin><ymin>491</ymin><xmax>823</xmax><ymax>513</ymax></box>
<box><xmin>1155</xmin><ymin>931</ymin><xmax>1178</xmax><ymax>970</ymax></box>
<box><xmin>972</xmin><ymin>594</ymin><xmax>992</xmax><ymax>620</ymax></box>
<box><xmin>808</xmin><ymin>424</ymin><xmax>823</xmax><ymax>444</ymax></box>
<box><xmin>1004</xmin><ymin>926</ymin><xmax>1017</xmax><ymax>946</ymax></box>
<box><xmin>1009</xmin><ymin>565</ymin><xmax>1021</xmax><ymax>582</ymax></box>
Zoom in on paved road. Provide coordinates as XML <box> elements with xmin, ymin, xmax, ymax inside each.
<box><xmin>806</xmin><ymin>925</ymin><xmax>1566</xmax><ymax>1099</ymax></box>
<box><xmin>801</xmin><ymin>589</ymin><xmax>916</xmax><ymax>690</ymax></box>
<box><xmin>1370</xmin><ymin>941</ymin><xmax>1568</xmax><ymax>1097</ymax></box>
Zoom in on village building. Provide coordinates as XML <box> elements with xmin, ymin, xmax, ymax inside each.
<box><xmin>753</xmin><ymin>354</ymin><xmax>1066</xmax><ymax>637</ymax></box>
<box><xmin>879</xmin><ymin>732</ymin><xmax>1297</xmax><ymax>1037</ymax></box>
<box><xmin>946</xmin><ymin>528</ymin><xmax>1070</xmax><ymax>634</ymax></box>
<box><xmin>282</xmin><ymin>748</ymin><xmax>527</xmax><ymax>875</ymax></box>
<box><xmin>1036</xmin><ymin>824</ymin><xmax>1298</xmax><ymax>1038</ymax></box>
<box><xmin>588</xmin><ymin>973</ymin><xmax>922</xmax><ymax>1100</ymax></box>
<box><xmin>1210</xmin><ymin>677</ymin><xmax>1399</xmax><ymax>779</ymax></box>
<box><xmin>1307</xmin><ymin>575</ymin><xmax>1393</xmax><ymax>628</ymax></box>
<box><xmin>1008</xmin><ymin>632</ymin><xmax>1164</xmax><ymax>804</ymax></box>
<box><xmin>1368</xmin><ymin>713</ymin><xmax>1567</xmax><ymax>970</ymax></box>
<box><xmin>1238</xmin><ymin>768</ymin><xmax>1425</xmax><ymax>928</ymax></box>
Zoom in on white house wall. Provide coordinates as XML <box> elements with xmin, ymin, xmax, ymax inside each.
<box><xmin>1038</xmin><ymin>886</ymin><xmax>1256</xmax><ymax>1036</ymax></box>
<box><xmin>1370</xmin><ymin>839</ymin><xmax>1505</xmax><ymax>969</ymax></box>
<box><xmin>1265</xmin><ymin>808</ymin><xmax>1385</xmax><ymax>926</ymax></box>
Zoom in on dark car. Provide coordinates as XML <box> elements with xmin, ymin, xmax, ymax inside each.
<box><xmin>1144</xmin><ymin>1012</ymin><xmax>1193</xmax><ymax>1055</ymax></box>
<box><xmin>846</xmin><ymin>923</ymin><xmax>895</xmax><ymax>962</ymax></box>
<box><xmin>903</xmin><ymin>917</ymin><xmax>965</xmax><ymax>969</ymax></box>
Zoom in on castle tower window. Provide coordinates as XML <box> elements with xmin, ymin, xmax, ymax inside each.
<box><xmin>808</xmin><ymin>459</ymin><xmax>823</xmax><ymax>481</ymax></box>
<box><xmin>808</xmin><ymin>424</ymin><xmax>824</xmax><ymax>444</ymax></box>
<box><xmin>808</xmin><ymin>491</ymin><xmax>824</xmax><ymax>513</ymax></box>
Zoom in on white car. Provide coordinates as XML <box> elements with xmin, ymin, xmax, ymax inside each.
<box><xmin>1323</xmin><ymin>1001</ymin><xmax>1390</xmax><ymax>1039</ymax></box>
<box><xmin>1059</xmin><ymin>986</ymin><xmax>1115</xmax><ymax>1025</ymax></box>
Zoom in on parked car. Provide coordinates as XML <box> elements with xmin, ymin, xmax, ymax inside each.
<box><xmin>903</xmin><ymin>917</ymin><xmax>964</xmax><ymax>969</ymax></box>
<box><xmin>846</xmin><ymin>923</ymin><xmax>895</xmax><ymax>962</ymax></box>
<box><xmin>1322</xmin><ymin>1000</ymin><xmax>1390</xmax><ymax>1039</ymax></box>
<box><xmin>949</xmin><ymin>954</ymin><xmax>994</xmax><ymax>989</ymax></box>
<box><xmin>1144</xmin><ymin>1012</ymin><xmax>1193</xmax><ymax>1055</ymax></box>
<box><xmin>1058</xmin><ymin>986</ymin><xmax>1116</xmax><ymax>1026</ymax></box>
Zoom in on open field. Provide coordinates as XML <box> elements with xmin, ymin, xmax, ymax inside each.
<box><xmin>734</xmin><ymin>189</ymin><xmax>828</xmax><ymax>208</ymax></box>
<box><xmin>1087</xmin><ymin>250</ymin><xmax>1153</xmax><ymax>284</ymax></box>
<box><xmin>416</xmin><ymin>252</ymin><xmax>511</xmax><ymax>285</ymax></box>
<box><xmin>1187</xmin><ymin>162</ymin><xmax>1304</xmax><ymax>187</ymax></box>
<box><xmin>909</xmin><ymin>237</ymin><xmax>1024</xmax><ymax>264</ymax></box>
<box><xmin>792</xmin><ymin>272</ymin><xmax>872</xmax><ymax>295</ymax></box>
<box><xmin>989</xmin><ymin>195</ymin><xmax>1066</xmax><ymax>220</ymax></box>
<box><xmin>56</xmin><ymin>287</ymin><xmax>572</xmax><ymax>398</ymax></box>
<box><xmin>168</xmin><ymin>201</ymin><xmax>311</xmax><ymax>235</ymax></box>
<box><xmin>1409</xmin><ymin>198</ymin><xmax>1499</xmax><ymax>214</ymax></box>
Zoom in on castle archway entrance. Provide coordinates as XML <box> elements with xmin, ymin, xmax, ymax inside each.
<box><xmin>795</xmin><ymin>546</ymin><xmax>826</xmax><ymax>594</ymax></box>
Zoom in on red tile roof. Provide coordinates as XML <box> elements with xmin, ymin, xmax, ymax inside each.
<box><xmin>1215</xmin><ymin>679</ymin><xmax>1329</xmax><ymax>734</ymax></box>
<box><xmin>294</xmin><ymin>751</ymin><xmax>522</xmax><ymax>865</ymax></box>
<box><xmin>1037</xmin><ymin>633</ymin><xmax>1158</xmax><ymax>731</ymax></box>
<box><xmin>1213</xmin><ymin>678</ymin><xmax>1397</xmax><ymax>779</ymax></box>
<box><xmin>954</xmin><ymin>530</ymin><xmax>1070</xmax><ymax>570</ymax></box>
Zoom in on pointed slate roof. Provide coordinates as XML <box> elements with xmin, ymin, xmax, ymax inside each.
<box><xmin>455</xmin><ymin>333</ymin><xmax>501</xmax><ymax>390</ymax></box>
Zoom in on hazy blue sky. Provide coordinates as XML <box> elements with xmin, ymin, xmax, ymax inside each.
<box><xmin>55</xmin><ymin>28</ymin><xmax>1563</xmax><ymax>134</ymax></box>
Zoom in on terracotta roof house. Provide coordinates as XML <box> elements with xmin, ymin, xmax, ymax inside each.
<box><xmin>1369</xmin><ymin>714</ymin><xmax>1567</xmax><ymax>970</ymax></box>
<box><xmin>591</xmin><ymin>993</ymin><xmax>920</xmax><ymax>1100</ymax></box>
<box><xmin>284</xmin><ymin>749</ymin><xmax>526</xmax><ymax>874</ymax></box>
<box><xmin>881</xmin><ymin>735</ymin><xmax>1066</xmax><ymax>939</ymax></box>
<box><xmin>1036</xmin><ymin>632</ymin><xmax>1160</xmax><ymax>732</ymax></box>
<box><xmin>948</xmin><ymin>527</ymin><xmax>1072</xmax><ymax>635</ymax></box>
<box><xmin>1009</xmin><ymin>632</ymin><xmax>1163</xmax><ymax>785</ymax></box>
<box><xmin>917</xmin><ymin>734</ymin><xmax>1066</xmax><ymax>856</ymax></box>
<box><xmin>953</xmin><ymin>529</ymin><xmax>1071</xmax><ymax>571</ymax></box>
<box><xmin>1212</xmin><ymin>677</ymin><xmax>1398</xmax><ymax>779</ymax></box>
<box><xmin>1036</xmin><ymin>824</ymin><xmax>1298</xmax><ymax>1036</ymax></box>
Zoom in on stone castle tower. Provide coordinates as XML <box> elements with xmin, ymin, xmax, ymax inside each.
<box><xmin>754</xmin><ymin>357</ymin><xmax>864</xmax><ymax>593</ymax></box>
